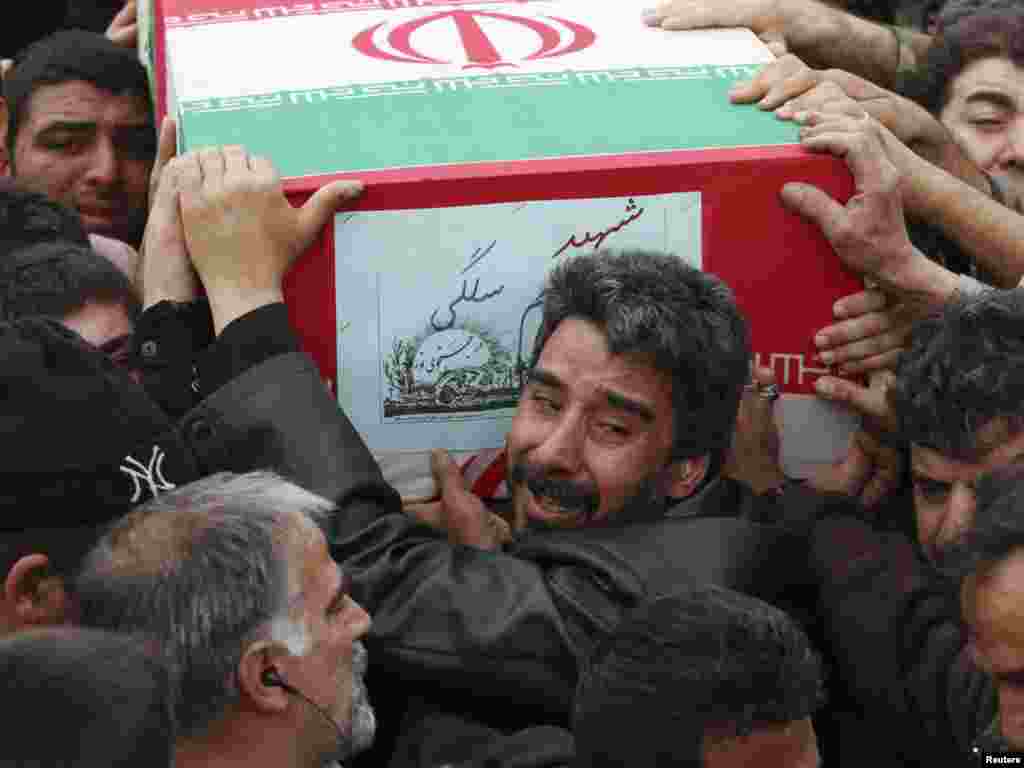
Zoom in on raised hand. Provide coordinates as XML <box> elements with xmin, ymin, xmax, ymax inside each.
<box><xmin>405</xmin><ymin>450</ymin><xmax>512</xmax><ymax>550</ymax></box>
<box><xmin>106</xmin><ymin>1</ymin><xmax>138</xmax><ymax>48</ymax></box>
<box><xmin>643</xmin><ymin>0</ymin><xmax>792</xmax><ymax>56</ymax></box>
<box><xmin>174</xmin><ymin>145</ymin><xmax>363</xmax><ymax>333</ymax></box>
<box><xmin>814</xmin><ymin>289</ymin><xmax>914</xmax><ymax>375</ymax></box>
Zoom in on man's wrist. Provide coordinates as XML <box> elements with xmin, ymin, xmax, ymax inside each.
<box><xmin>884</xmin><ymin>247</ymin><xmax>959</xmax><ymax>315</ymax></box>
<box><xmin>142</xmin><ymin>283</ymin><xmax>199</xmax><ymax>312</ymax></box>
<box><xmin>140</xmin><ymin>258</ymin><xmax>200</xmax><ymax>311</ymax></box>
<box><xmin>785</xmin><ymin>0</ymin><xmax>843</xmax><ymax>64</ymax></box>
<box><xmin>205</xmin><ymin>285</ymin><xmax>285</xmax><ymax>336</ymax></box>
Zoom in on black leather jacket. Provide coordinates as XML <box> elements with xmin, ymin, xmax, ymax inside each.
<box><xmin>330</xmin><ymin>465</ymin><xmax>818</xmax><ymax>720</ymax></box>
<box><xmin>162</xmin><ymin>330</ymin><xmax>819</xmax><ymax>761</ymax></box>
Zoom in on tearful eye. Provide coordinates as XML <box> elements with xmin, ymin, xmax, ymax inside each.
<box><xmin>914</xmin><ymin>476</ymin><xmax>951</xmax><ymax>502</ymax></box>
<box><xmin>531</xmin><ymin>393</ymin><xmax>560</xmax><ymax>414</ymax></box>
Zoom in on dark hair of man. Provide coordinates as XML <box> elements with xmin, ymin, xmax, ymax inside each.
<box><xmin>0</xmin><ymin>627</ymin><xmax>173</xmax><ymax>768</ymax></box>
<box><xmin>0</xmin><ymin>239</ymin><xmax>140</xmax><ymax>322</ymax></box>
<box><xmin>531</xmin><ymin>249</ymin><xmax>751</xmax><ymax>467</ymax></box>
<box><xmin>944</xmin><ymin>462</ymin><xmax>1024</xmax><ymax>582</ymax></box>
<box><xmin>937</xmin><ymin>0</ymin><xmax>1024</xmax><ymax>34</ymax></box>
<box><xmin>0</xmin><ymin>177</ymin><xmax>89</xmax><ymax>259</ymax></box>
<box><xmin>907</xmin><ymin>10</ymin><xmax>1024</xmax><ymax>115</ymax></box>
<box><xmin>75</xmin><ymin>471</ymin><xmax>333</xmax><ymax>740</ymax></box>
<box><xmin>3</xmin><ymin>29</ymin><xmax>153</xmax><ymax>161</ymax></box>
<box><xmin>887</xmin><ymin>288</ymin><xmax>1024</xmax><ymax>460</ymax></box>
<box><xmin>572</xmin><ymin>585</ymin><xmax>824</xmax><ymax>768</ymax></box>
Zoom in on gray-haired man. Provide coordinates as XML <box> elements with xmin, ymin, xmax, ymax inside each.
<box><xmin>75</xmin><ymin>471</ymin><xmax>376</xmax><ymax>768</ymax></box>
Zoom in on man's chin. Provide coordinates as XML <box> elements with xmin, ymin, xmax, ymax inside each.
<box><xmin>348</xmin><ymin>678</ymin><xmax>376</xmax><ymax>757</ymax></box>
<box><xmin>77</xmin><ymin>211</ymin><xmax>141</xmax><ymax>247</ymax></box>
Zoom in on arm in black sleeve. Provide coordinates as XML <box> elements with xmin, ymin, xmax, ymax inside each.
<box><xmin>135</xmin><ymin>300</ymin><xmax>300</xmax><ymax>418</ymax></box>
<box><xmin>134</xmin><ymin>299</ymin><xmax>213</xmax><ymax>420</ymax></box>
<box><xmin>195</xmin><ymin>302</ymin><xmax>298</xmax><ymax>397</ymax></box>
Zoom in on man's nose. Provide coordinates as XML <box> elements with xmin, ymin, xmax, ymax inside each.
<box><xmin>994</xmin><ymin>116</ymin><xmax>1024</xmax><ymax>172</ymax></box>
<box><xmin>939</xmin><ymin>482</ymin><xmax>976</xmax><ymax>547</ymax></box>
<box><xmin>83</xmin><ymin>138</ymin><xmax>120</xmax><ymax>187</ymax></box>
<box><xmin>529</xmin><ymin>409</ymin><xmax>585</xmax><ymax>475</ymax></box>
<box><xmin>347</xmin><ymin>596</ymin><xmax>372</xmax><ymax>638</ymax></box>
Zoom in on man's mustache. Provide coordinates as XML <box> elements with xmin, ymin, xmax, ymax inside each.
<box><xmin>509</xmin><ymin>461</ymin><xmax>599</xmax><ymax>521</ymax></box>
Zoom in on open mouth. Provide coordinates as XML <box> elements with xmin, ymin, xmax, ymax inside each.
<box><xmin>526</xmin><ymin>490</ymin><xmax>587</xmax><ymax>526</ymax></box>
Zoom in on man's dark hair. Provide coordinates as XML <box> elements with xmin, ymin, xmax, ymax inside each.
<box><xmin>0</xmin><ymin>239</ymin><xmax>140</xmax><ymax>323</ymax></box>
<box><xmin>573</xmin><ymin>585</ymin><xmax>824</xmax><ymax>767</ymax></box>
<box><xmin>945</xmin><ymin>463</ymin><xmax>1024</xmax><ymax>582</ymax></box>
<box><xmin>907</xmin><ymin>10</ymin><xmax>1024</xmax><ymax>115</ymax></box>
<box><xmin>0</xmin><ymin>177</ymin><xmax>89</xmax><ymax>259</ymax></box>
<box><xmin>936</xmin><ymin>0</ymin><xmax>1023</xmax><ymax>33</ymax></box>
<box><xmin>532</xmin><ymin>249</ymin><xmax>751</xmax><ymax>467</ymax></box>
<box><xmin>3</xmin><ymin>29</ymin><xmax>153</xmax><ymax>160</ymax></box>
<box><xmin>888</xmin><ymin>288</ymin><xmax>1024</xmax><ymax>459</ymax></box>
<box><xmin>0</xmin><ymin>627</ymin><xmax>173</xmax><ymax>768</ymax></box>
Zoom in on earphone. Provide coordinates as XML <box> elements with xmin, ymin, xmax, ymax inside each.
<box><xmin>261</xmin><ymin>667</ymin><xmax>347</xmax><ymax>750</ymax></box>
<box><xmin>262</xmin><ymin>667</ymin><xmax>289</xmax><ymax>689</ymax></box>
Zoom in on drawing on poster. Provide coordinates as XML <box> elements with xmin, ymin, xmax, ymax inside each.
<box><xmin>379</xmin><ymin>199</ymin><xmax>651</xmax><ymax>420</ymax></box>
<box><xmin>335</xmin><ymin>192</ymin><xmax>700</xmax><ymax>452</ymax></box>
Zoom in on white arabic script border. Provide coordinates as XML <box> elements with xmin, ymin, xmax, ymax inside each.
<box><xmin>179</xmin><ymin>65</ymin><xmax>762</xmax><ymax>114</ymax></box>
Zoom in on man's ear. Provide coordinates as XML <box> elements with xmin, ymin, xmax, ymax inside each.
<box><xmin>662</xmin><ymin>454</ymin><xmax>709</xmax><ymax>499</ymax></box>
<box><xmin>3</xmin><ymin>554</ymin><xmax>69</xmax><ymax>629</ymax></box>
<box><xmin>237</xmin><ymin>641</ymin><xmax>291</xmax><ymax>714</ymax></box>
<box><xmin>0</xmin><ymin>96</ymin><xmax>10</xmax><ymax>175</ymax></box>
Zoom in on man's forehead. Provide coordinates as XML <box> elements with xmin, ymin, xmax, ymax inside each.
<box><xmin>950</xmin><ymin>56</ymin><xmax>1024</xmax><ymax>106</ymax></box>
<box><xmin>534</xmin><ymin>317</ymin><xmax>673</xmax><ymax>407</ymax></box>
<box><xmin>21</xmin><ymin>80</ymin><xmax>151</xmax><ymax>128</ymax></box>
<box><xmin>912</xmin><ymin>421</ymin><xmax>1024</xmax><ymax>478</ymax></box>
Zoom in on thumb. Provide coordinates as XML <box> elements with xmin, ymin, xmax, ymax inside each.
<box><xmin>779</xmin><ymin>182</ymin><xmax>846</xmax><ymax>240</ymax></box>
<box><xmin>816</xmin><ymin>372</ymin><xmax>897</xmax><ymax>433</ymax></box>
<box><xmin>814</xmin><ymin>375</ymin><xmax>887</xmax><ymax>421</ymax></box>
<box><xmin>297</xmin><ymin>179</ymin><xmax>364</xmax><ymax>251</ymax></box>
<box><xmin>148</xmin><ymin>116</ymin><xmax>177</xmax><ymax>206</ymax></box>
<box><xmin>431</xmin><ymin>448</ymin><xmax>471</xmax><ymax>499</ymax></box>
<box><xmin>430</xmin><ymin>449</ymin><xmax>496</xmax><ymax>546</ymax></box>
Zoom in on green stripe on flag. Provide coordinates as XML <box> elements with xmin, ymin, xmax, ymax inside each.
<box><xmin>179</xmin><ymin>66</ymin><xmax>798</xmax><ymax>178</ymax></box>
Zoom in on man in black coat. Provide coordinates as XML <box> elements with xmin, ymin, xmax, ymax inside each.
<box><xmin>322</xmin><ymin>249</ymin><xmax>818</xmax><ymax>765</ymax></box>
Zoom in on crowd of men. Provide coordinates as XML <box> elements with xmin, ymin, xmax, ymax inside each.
<box><xmin>3</xmin><ymin>0</ymin><xmax>1024</xmax><ymax>766</ymax></box>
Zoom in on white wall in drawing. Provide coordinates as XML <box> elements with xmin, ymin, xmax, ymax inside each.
<box><xmin>335</xmin><ymin>191</ymin><xmax>701</xmax><ymax>453</ymax></box>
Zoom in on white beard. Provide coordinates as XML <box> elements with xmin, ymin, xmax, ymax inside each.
<box><xmin>347</xmin><ymin>641</ymin><xmax>376</xmax><ymax>756</ymax></box>
<box><xmin>319</xmin><ymin>641</ymin><xmax>376</xmax><ymax>767</ymax></box>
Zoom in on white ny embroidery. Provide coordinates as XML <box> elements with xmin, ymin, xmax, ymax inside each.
<box><xmin>120</xmin><ymin>446</ymin><xmax>177</xmax><ymax>503</ymax></box>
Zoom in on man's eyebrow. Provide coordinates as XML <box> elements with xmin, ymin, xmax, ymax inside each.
<box><xmin>525</xmin><ymin>368</ymin><xmax>562</xmax><ymax>390</ymax></box>
<box><xmin>603</xmin><ymin>390</ymin><xmax>655</xmax><ymax>422</ymax></box>
<box><xmin>35</xmin><ymin>121</ymin><xmax>97</xmax><ymax>138</ymax></box>
<box><xmin>965</xmin><ymin>90</ymin><xmax>1015</xmax><ymax>111</ymax></box>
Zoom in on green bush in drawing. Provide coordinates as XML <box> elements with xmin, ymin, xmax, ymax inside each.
<box><xmin>383</xmin><ymin>336</ymin><xmax>418</xmax><ymax>397</ymax></box>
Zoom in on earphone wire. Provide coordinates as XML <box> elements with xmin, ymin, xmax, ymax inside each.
<box><xmin>274</xmin><ymin>676</ymin><xmax>347</xmax><ymax>751</ymax></box>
